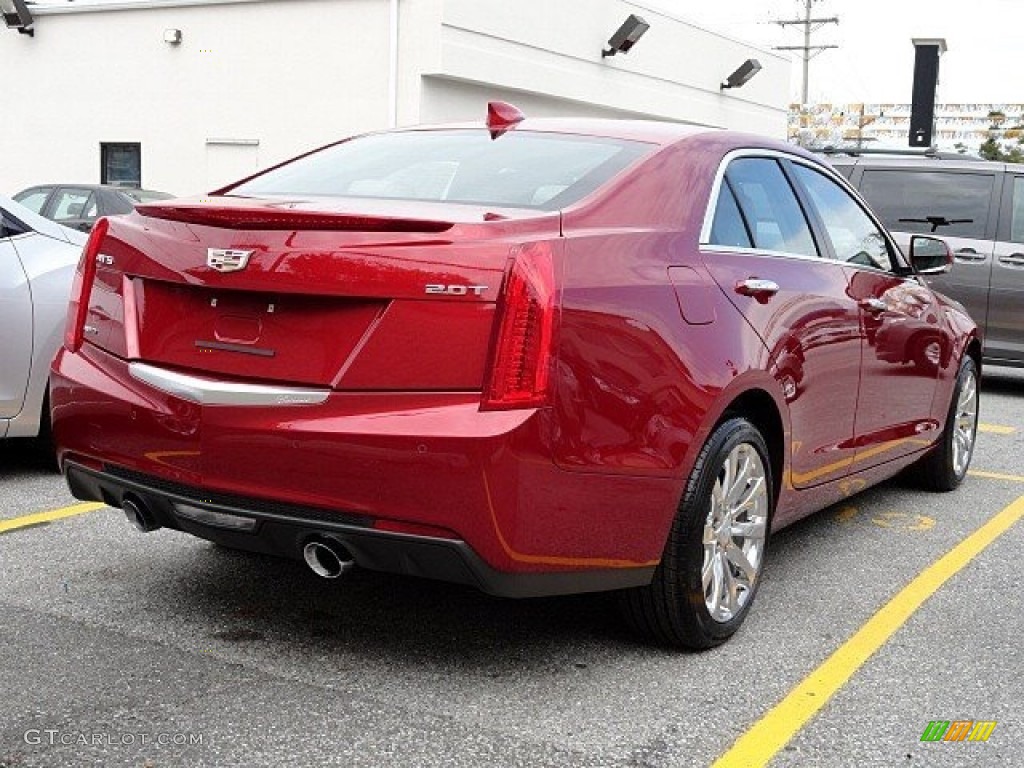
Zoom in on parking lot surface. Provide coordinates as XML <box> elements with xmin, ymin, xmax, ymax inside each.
<box><xmin>2</xmin><ymin>368</ymin><xmax>1022</xmax><ymax>768</ymax></box>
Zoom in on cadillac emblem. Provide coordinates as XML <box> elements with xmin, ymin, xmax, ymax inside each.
<box><xmin>207</xmin><ymin>248</ymin><xmax>253</xmax><ymax>273</ymax></box>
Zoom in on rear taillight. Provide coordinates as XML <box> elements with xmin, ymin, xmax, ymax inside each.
<box><xmin>64</xmin><ymin>217</ymin><xmax>109</xmax><ymax>352</ymax></box>
<box><xmin>482</xmin><ymin>242</ymin><xmax>556</xmax><ymax>410</ymax></box>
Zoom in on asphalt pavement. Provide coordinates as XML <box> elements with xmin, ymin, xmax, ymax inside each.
<box><xmin>1</xmin><ymin>367</ymin><xmax>1022</xmax><ymax>767</ymax></box>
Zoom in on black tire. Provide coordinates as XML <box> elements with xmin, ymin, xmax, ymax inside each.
<box><xmin>907</xmin><ymin>356</ymin><xmax>979</xmax><ymax>492</ymax></box>
<box><xmin>619</xmin><ymin>417</ymin><xmax>773</xmax><ymax>650</ymax></box>
<box><xmin>29</xmin><ymin>391</ymin><xmax>59</xmax><ymax>472</ymax></box>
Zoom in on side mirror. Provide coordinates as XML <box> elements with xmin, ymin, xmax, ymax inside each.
<box><xmin>910</xmin><ymin>235</ymin><xmax>953</xmax><ymax>275</ymax></box>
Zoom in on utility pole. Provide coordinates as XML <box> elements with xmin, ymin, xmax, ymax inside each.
<box><xmin>773</xmin><ymin>0</ymin><xmax>839</xmax><ymax>105</ymax></box>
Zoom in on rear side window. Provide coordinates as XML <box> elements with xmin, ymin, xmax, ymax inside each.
<box><xmin>720</xmin><ymin>158</ymin><xmax>818</xmax><ymax>258</ymax></box>
<box><xmin>13</xmin><ymin>188</ymin><xmax>51</xmax><ymax>215</ymax></box>
<box><xmin>858</xmin><ymin>170</ymin><xmax>995</xmax><ymax>239</ymax></box>
<box><xmin>228</xmin><ymin>130</ymin><xmax>654</xmax><ymax>211</ymax></box>
<box><xmin>709</xmin><ymin>182</ymin><xmax>752</xmax><ymax>248</ymax></box>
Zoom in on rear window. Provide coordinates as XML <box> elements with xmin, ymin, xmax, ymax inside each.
<box><xmin>858</xmin><ymin>169</ymin><xmax>996</xmax><ymax>239</ymax></box>
<box><xmin>122</xmin><ymin>190</ymin><xmax>173</xmax><ymax>204</ymax></box>
<box><xmin>227</xmin><ymin>130</ymin><xmax>654</xmax><ymax>211</ymax></box>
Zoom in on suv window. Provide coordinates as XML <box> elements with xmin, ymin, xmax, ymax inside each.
<box><xmin>792</xmin><ymin>164</ymin><xmax>894</xmax><ymax>271</ymax></box>
<box><xmin>722</xmin><ymin>158</ymin><xmax>818</xmax><ymax>257</ymax></box>
<box><xmin>1010</xmin><ymin>177</ymin><xmax>1024</xmax><ymax>244</ymax></box>
<box><xmin>858</xmin><ymin>170</ymin><xmax>995</xmax><ymax>239</ymax></box>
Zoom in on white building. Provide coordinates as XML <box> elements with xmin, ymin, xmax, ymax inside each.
<box><xmin>2</xmin><ymin>0</ymin><xmax>789</xmax><ymax>196</ymax></box>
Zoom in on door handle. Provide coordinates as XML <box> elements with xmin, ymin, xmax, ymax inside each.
<box><xmin>954</xmin><ymin>248</ymin><xmax>986</xmax><ymax>262</ymax></box>
<box><xmin>735</xmin><ymin>278</ymin><xmax>780</xmax><ymax>298</ymax></box>
<box><xmin>859</xmin><ymin>298</ymin><xmax>888</xmax><ymax>314</ymax></box>
<box><xmin>998</xmin><ymin>253</ymin><xmax>1024</xmax><ymax>267</ymax></box>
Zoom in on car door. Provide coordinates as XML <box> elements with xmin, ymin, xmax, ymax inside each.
<box><xmin>790</xmin><ymin>162</ymin><xmax>948</xmax><ymax>466</ymax></box>
<box><xmin>46</xmin><ymin>187</ymin><xmax>97</xmax><ymax>233</ymax></box>
<box><xmin>0</xmin><ymin>207</ymin><xmax>34</xmax><ymax>422</ymax></box>
<box><xmin>856</xmin><ymin>167</ymin><xmax>999</xmax><ymax>337</ymax></box>
<box><xmin>988</xmin><ymin>172</ymin><xmax>1024</xmax><ymax>364</ymax></box>
<box><xmin>700</xmin><ymin>154</ymin><xmax>863</xmax><ymax>488</ymax></box>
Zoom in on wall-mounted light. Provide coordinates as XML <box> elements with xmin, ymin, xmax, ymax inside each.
<box><xmin>601</xmin><ymin>14</ymin><xmax>649</xmax><ymax>58</ymax></box>
<box><xmin>721</xmin><ymin>59</ymin><xmax>762</xmax><ymax>90</ymax></box>
<box><xmin>163</xmin><ymin>28</ymin><xmax>183</xmax><ymax>45</ymax></box>
<box><xmin>1</xmin><ymin>0</ymin><xmax>34</xmax><ymax>36</ymax></box>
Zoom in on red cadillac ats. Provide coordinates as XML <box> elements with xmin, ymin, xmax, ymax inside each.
<box><xmin>51</xmin><ymin>105</ymin><xmax>980</xmax><ymax>648</ymax></box>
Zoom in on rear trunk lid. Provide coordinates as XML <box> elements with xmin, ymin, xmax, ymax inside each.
<box><xmin>86</xmin><ymin>195</ymin><xmax>560</xmax><ymax>391</ymax></box>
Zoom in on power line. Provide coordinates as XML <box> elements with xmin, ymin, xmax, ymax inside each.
<box><xmin>773</xmin><ymin>0</ymin><xmax>839</xmax><ymax>105</ymax></box>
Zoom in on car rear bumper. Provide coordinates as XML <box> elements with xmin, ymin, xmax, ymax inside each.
<box><xmin>51</xmin><ymin>345</ymin><xmax>671</xmax><ymax>596</ymax></box>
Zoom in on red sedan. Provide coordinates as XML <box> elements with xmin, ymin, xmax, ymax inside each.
<box><xmin>51</xmin><ymin>105</ymin><xmax>980</xmax><ymax>649</ymax></box>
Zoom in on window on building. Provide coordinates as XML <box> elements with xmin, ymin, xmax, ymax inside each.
<box><xmin>101</xmin><ymin>143</ymin><xmax>142</xmax><ymax>187</ymax></box>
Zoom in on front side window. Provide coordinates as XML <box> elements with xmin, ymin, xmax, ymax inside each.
<box><xmin>228</xmin><ymin>130</ymin><xmax>654</xmax><ymax>211</ymax></box>
<box><xmin>50</xmin><ymin>189</ymin><xmax>93</xmax><ymax>222</ymax></box>
<box><xmin>793</xmin><ymin>164</ymin><xmax>894</xmax><ymax>271</ymax></box>
<box><xmin>859</xmin><ymin>169</ymin><xmax>995</xmax><ymax>239</ymax></box>
<box><xmin>721</xmin><ymin>158</ymin><xmax>818</xmax><ymax>258</ymax></box>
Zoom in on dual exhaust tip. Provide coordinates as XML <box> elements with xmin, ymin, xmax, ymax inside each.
<box><xmin>302</xmin><ymin>539</ymin><xmax>356</xmax><ymax>579</ymax></box>
<box><xmin>121</xmin><ymin>494</ymin><xmax>355</xmax><ymax>580</ymax></box>
<box><xmin>122</xmin><ymin>495</ymin><xmax>160</xmax><ymax>533</ymax></box>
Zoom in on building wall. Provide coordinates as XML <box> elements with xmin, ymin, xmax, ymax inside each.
<box><xmin>3</xmin><ymin>0</ymin><xmax>788</xmax><ymax>197</ymax></box>
<box><xmin>431</xmin><ymin>0</ymin><xmax>789</xmax><ymax>132</ymax></box>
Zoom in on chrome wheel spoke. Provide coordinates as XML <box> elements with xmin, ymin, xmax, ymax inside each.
<box><xmin>729</xmin><ymin>518</ymin><xmax>766</xmax><ymax>540</ymax></box>
<box><xmin>725</xmin><ymin>541</ymin><xmax>758</xmax><ymax>584</ymax></box>
<box><xmin>721</xmin><ymin>560</ymin><xmax>739</xmax><ymax>615</ymax></box>
<box><xmin>702</xmin><ymin>441</ymin><xmax>769</xmax><ymax>623</ymax></box>
<box><xmin>706</xmin><ymin>552</ymin><xmax>724</xmax><ymax>613</ymax></box>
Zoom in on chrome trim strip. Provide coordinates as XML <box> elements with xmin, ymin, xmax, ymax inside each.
<box><xmin>128</xmin><ymin>362</ymin><xmax>329</xmax><ymax>406</ymax></box>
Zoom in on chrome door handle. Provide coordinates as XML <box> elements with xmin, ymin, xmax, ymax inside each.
<box><xmin>954</xmin><ymin>248</ymin><xmax>986</xmax><ymax>262</ymax></box>
<box><xmin>859</xmin><ymin>298</ymin><xmax>888</xmax><ymax>314</ymax></box>
<box><xmin>998</xmin><ymin>253</ymin><xmax>1024</xmax><ymax>267</ymax></box>
<box><xmin>735</xmin><ymin>278</ymin><xmax>780</xmax><ymax>298</ymax></box>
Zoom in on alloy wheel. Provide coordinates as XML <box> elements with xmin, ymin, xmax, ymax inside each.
<box><xmin>702</xmin><ymin>443</ymin><xmax>769</xmax><ymax>623</ymax></box>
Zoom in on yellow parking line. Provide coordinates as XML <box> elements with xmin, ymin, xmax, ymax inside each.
<box><xmin>713</xmin><ymin>493</ymin><xmax>1024</xmax><ymax>768</ymax></box>
<box><xmin>968</xmin><ymin>469</ymin><xmax>1024</xmax><ymax>484</ymax></box>
<box><xmin>978</xmin><ymin>423</ymin><xmax>1016</xmax><ymax>435</ymax></box>
<box><xmin>0</xmin><ymin>502</ymin><xmax>106</xmax><ymax>535</ymax></box>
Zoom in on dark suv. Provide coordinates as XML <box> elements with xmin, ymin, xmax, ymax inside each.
<box><xmin>829</xmin><ymin>153</ymin><xmax>1024</xmax><ymax>368</ymax></box>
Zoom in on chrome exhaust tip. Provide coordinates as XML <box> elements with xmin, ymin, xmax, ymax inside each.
<box><xmin>303</xmin><ymin>539</ymin><xmax>355</xmax><ymax>579</ymax></box>
<box><xmin>123</xmin><ymin>494</ymin><xmax>160</xmax><ymax>533</ymax></box>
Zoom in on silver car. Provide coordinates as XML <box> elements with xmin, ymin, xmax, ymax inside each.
<box><xmin>1</xmin><ymin>195</ymin><xmax>86</xmax><ymax>444</ymax></box>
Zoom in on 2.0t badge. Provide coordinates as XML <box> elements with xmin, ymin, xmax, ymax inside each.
<box><xmin>207</xmin><ymin>248</ymin><xmax>253</xmax><ymax>273</ymax></box>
